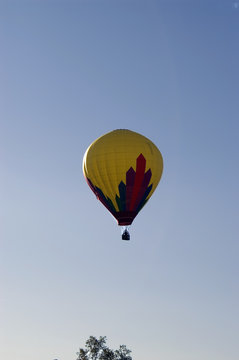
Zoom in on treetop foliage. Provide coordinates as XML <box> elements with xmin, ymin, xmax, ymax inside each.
<box><xmin>76</xmin><ymin>336</ymin><xmax>132</xmax><ymax>360</ymax></box>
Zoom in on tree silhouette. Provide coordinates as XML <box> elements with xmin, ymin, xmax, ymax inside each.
<box><xmin>76</xmin><ymin>336</ymin><xmax>132</xmax><ymax>360</ymax></box>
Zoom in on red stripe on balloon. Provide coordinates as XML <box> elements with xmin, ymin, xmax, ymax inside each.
<box><xmin>129</xmin><ymin>154</ymin><xmax>146</xmax><ymax>211</ymax></box>
<box><xmin>133</xmin><ymin>168</ymin><xmax>152</xmax><ymax>211</ymax></box>
<box><xmin>125</xmin><ymin>167</ymin><xmax>135</xmax><ymax>211</ymax></box>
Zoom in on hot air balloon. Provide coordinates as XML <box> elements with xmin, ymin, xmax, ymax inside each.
<box><xmin>83</xmin><ymin>129</ymin><xmax>163</xmax><ymax>240</ymax></box>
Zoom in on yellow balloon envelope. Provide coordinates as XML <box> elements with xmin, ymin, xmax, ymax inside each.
<box><xmin>83</xmin><ymin>129</ymin><xmax>163</xmax><ymax>238</ymax></box>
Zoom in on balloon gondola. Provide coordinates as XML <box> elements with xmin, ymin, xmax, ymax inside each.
<box><xmin>121</xmin><ymin>226</ymin><xmax>130</xmax><ymax>241</ymax></box>
<box><xmin>83</xmin><ymin>129</ymin><xmax>163</xmax><ymax>240</ymax></box>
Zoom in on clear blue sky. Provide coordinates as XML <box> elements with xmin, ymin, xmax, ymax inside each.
<box><xmin>1</xmin><ymin>1</ymin><xmax>239</xmax><ymax>359</ymax></box>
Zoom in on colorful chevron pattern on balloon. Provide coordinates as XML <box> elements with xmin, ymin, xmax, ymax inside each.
<box><xmin>86</xmin><ymin>154</ymin><xmax>153</xmax><ymax>224</ymax></box>
<box><xmin>116</xmin><ymin>153</ymin><xmax>152</xmax><ymax>212</ymax></box>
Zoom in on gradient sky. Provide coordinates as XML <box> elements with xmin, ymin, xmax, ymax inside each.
<box><xmin>1</xmin><ymin>1</ymin><xmax>239</xmax><ymax>360</ymax></box>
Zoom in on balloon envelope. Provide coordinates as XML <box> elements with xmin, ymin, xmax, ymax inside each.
<box><xmin>83</xmin><ymin>129</ymin><xmax>163</xmax><ymax>226</ymax></box>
